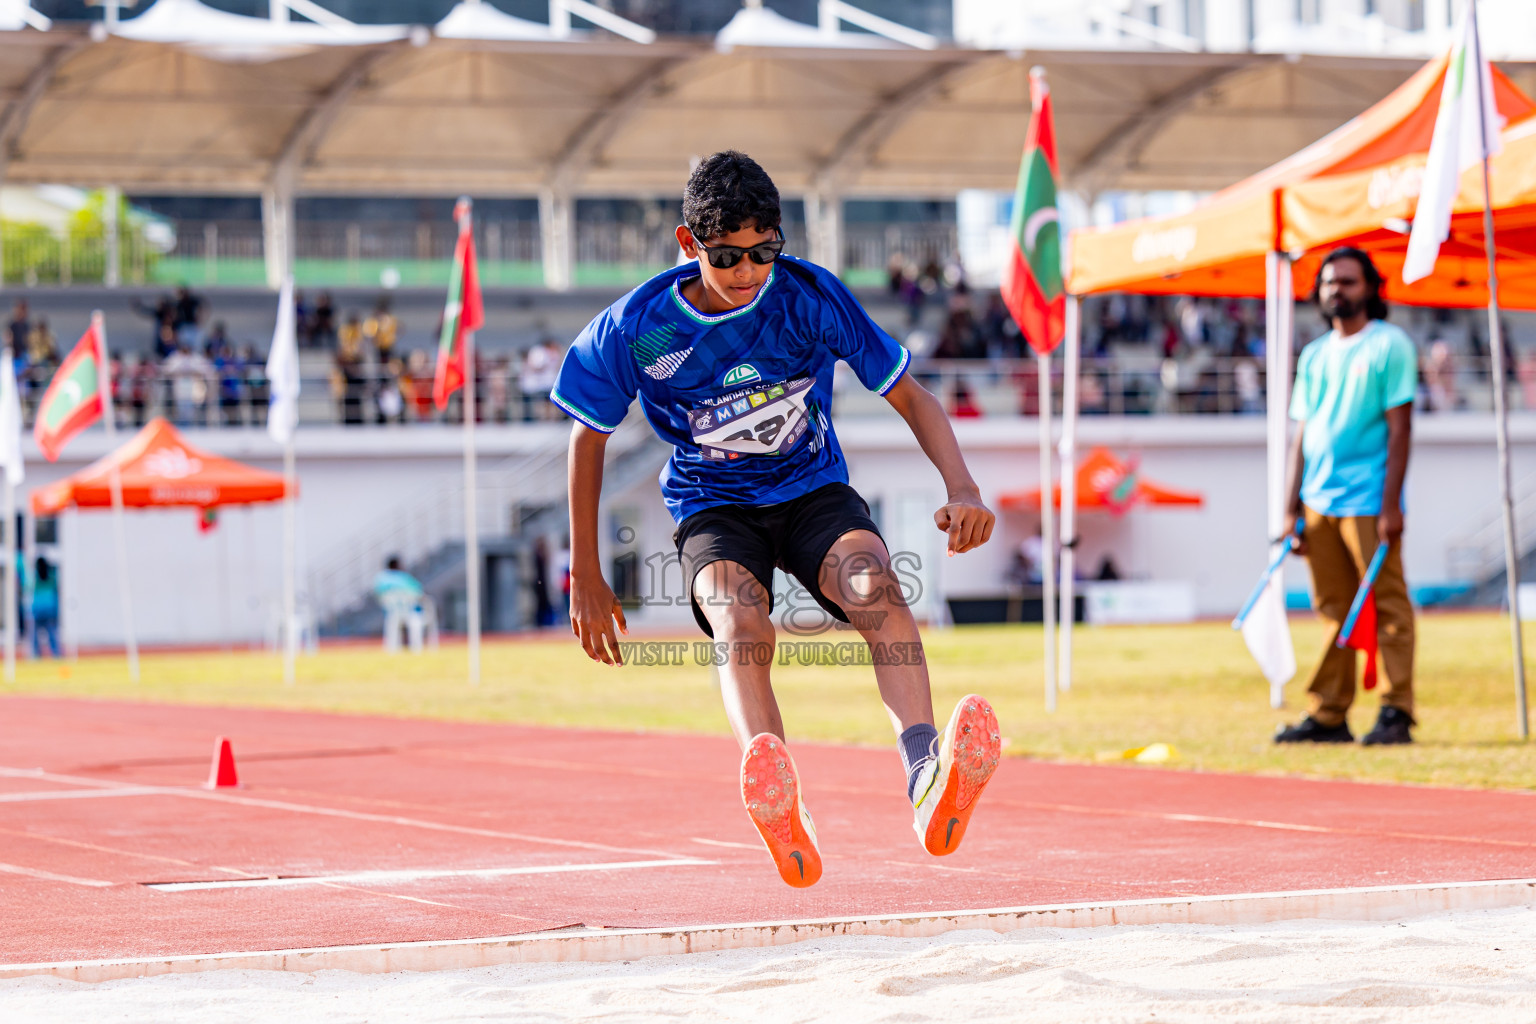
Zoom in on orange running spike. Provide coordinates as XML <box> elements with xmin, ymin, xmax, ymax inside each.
<box><xmin>740</xmin><ymin>733</ymin><xmax>821</xmax><ymax>888</ymax></box>
<box><xmin>914</xmin><ymin>695</ymin><xmax>1000</xmax><ymax>856</ymax></box>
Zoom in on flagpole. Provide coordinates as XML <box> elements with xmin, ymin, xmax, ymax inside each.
<box><xmin>459</xmin><ymin>198</ymin><xmax>482</xmax><ymax>688</ymax></box>
<box><xmin>1470</xmin><ymin>4</ymin><xmax>1528</xmax><ymax>739</ymax></box>
<box><xmin>1038</xmin><ymin>350</ymin><xmax>1056</xmax><ymax>712</ymax></box>
<box><xmin>282</xmin><ymin>440</ymin><xmax>297</xmax><ymax>686</ymax></box>
<box><xmin>92</xmin><ymin>312</ymin><xmax>138</xmax><ymax>682</ymax></box>
<box><xmin>1057</xmin><ymin>296</ymin><xmax>1080</xmax><ymax>693</ymax></box>
<box><xmin>2</xmin><ymin>345</ymin><xmax>15</xmax><ymax>684</ymax></box>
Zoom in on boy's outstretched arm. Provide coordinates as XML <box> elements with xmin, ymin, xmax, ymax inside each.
<box><xmin>567</xmin><ymin>422</ymin><xmax>628</xmax><ymax>665</ymax></box>
<box><xmin>883</xmin><ymin>375</ymin><xmax>995</xmax><ymax>555</ymax></box>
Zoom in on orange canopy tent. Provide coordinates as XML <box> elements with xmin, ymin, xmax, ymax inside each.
<box><xmin>1278</xmin><ymin>115</ymin><xmax>1536</xmax><ymax>310</ymax></box>
<box><xmin>1067</xmin><ymin>52</ymin><xmax>1536</xmax><ymax>302</ymax></box>
<box><xmin>999</xmin><ymin>448</ymin><xmax>1203</xmax><ymax>515</ymax></box>
<box><xmin>31</xmin><ymin>418</ymin><xmax>294</xmax><ymax>517</ymax></box>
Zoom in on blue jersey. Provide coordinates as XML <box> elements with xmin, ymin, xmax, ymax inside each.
<box><xmin>551</xmin><ymin>255</ymin><xmax>910</xmax><ymax>522</ymax></box>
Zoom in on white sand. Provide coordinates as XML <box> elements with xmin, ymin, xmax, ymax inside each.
<box><xmin>5</xmin><ymin>908</ymin><xmax>1535</xmax><ymax>1023</ymax></box>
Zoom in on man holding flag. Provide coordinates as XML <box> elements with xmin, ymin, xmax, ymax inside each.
<box><xmin>1276</xmin><ymin>248</ymin><xmax>1417</xmax><ymax>746</ymax></box>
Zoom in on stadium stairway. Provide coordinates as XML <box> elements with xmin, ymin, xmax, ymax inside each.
<box><xmin>315</xmin><ymin>415</ymin><xmax>668</xmax><ymax>637</ymax></box>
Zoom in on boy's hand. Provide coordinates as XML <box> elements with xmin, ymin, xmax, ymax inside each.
<box><xmin>935</xmin><ymin>493</ymin><xmax>995</xmax><ymax>556</ymax></box>
<box><xmin>570</xmin><ymin>570</ymin><xmax>628</xmax><ymax>666</ymax></box>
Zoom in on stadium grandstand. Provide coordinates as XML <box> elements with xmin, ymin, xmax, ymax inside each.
<box><xmin>0</xmin><ymin>0</ymin><xmax>1534</xmax><ymax>647</ymax></box>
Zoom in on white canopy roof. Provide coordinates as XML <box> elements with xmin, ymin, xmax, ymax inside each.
<box><xmin>0</xmin><ymin>24</ymin><xmax>1528</xmax><ymax>199</ymax></box>
<box><xmin>434</xmin><ymin>1</ymin><xmax>572</xmax><ymax>43</ymax></box>
<box><xmin>114</xmin><ymin>0</ymin><xmax>409</xmax><ymax>62</ymax></box>
<box><xmin>716</xmin><ymin>5</ymin><xmax>898</xmax><ymax>51</ymax></box>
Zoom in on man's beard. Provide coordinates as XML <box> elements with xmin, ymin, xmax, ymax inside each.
<box><xmin>1323</xmin><ymin>295</ymin><xmax>1363</xmax><ymax>321</ymax></box>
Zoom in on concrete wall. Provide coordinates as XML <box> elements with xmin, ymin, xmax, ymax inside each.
<box><xmin>35</xmin><ymin>414</ymin><xmax>1536</xmax><ymax>646</ymax></box>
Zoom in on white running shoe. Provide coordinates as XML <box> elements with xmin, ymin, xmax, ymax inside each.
<box><xmin>912</xmin><ymin>695</ymin><xmax>1001</xmax><ymax>856</ymax></box>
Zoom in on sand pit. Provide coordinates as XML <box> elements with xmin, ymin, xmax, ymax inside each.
<box><xmin>3</xmin><ymin>907</ymin><xmax>1533</xmax><ymax>1023</ymax></box>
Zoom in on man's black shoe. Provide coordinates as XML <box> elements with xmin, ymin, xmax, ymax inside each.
<box><xmin>1274</xmin><ymin>716</ymin><xmax>1354</xmax><ymax>744</ymax></box>
<box><xmin>1361</xmin><ymin>706</ymin><xmax>1414</xmax><ymax>746</ymax></box>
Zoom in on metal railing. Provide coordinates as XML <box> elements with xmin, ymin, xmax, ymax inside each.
<box><xmin>12</xmin><ymin>351</ymin><xmax>1527</xmax><ymax>430</ymax></box>
<box><xmin>304</xmin><ymin>414</ymin><xmax>661</xmax><ymax>627</ymax></box>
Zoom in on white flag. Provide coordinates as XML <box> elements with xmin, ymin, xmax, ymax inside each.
<box><xmin>1403</xmin><ymin>0</ymin><xmax>1503</xmax><ymax>284</ymax></box>
<box><xmin>1242</xmin><ymin>573</ymin><xmax>1296</xmax><ymax>709</ymax></box>
<box><xmin>266</xmin><ymin>276</ymin><xmax>300</xmax><ymax>445</ymax></box>
<box><xmin>0</xmin><ymin>348</ymin><xmax>23</xmax><ymax>485</ymax></box>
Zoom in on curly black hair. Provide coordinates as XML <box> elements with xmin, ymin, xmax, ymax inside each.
<box><xmin>681</xmin><ymin>151</ymin><xmax>781</xmax><ymax>242</ymax></box>
<box><xmin>1311</xmin><ymin>246</ymin><xmax>1389</xmax><ymax>321</ymax></box>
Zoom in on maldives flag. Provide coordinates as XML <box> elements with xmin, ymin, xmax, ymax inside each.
<box><xmin>433</xmin><ymin>199</ymin><xmax>485</xmax><ymax>411</ymax></box>
<box><xmin>1001</xmin><ymin>68</ymin><xmax>1065</xmax><ymax>355</ymax></box>
<box><xmin>1341</xmin><ymin>591</ymin><xmax>1380</xmax><ymax>690</ymax></box>
<box><xmin>34</xmin><ymin>322</ymin><xmax>105</xmax><ymax>462</ymax></box>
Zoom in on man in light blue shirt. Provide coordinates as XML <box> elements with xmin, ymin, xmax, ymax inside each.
<box><xmin>373</xmin><ymin>555</ymin><xmax>425</xmax><ymax>654</ymax></box>
<box><xmin>1278</xmin><ymin>248</ymin><xmax>1416</xmax><ymax>746</ymax></box>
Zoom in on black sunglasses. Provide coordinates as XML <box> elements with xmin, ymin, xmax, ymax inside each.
<box><xmin>692</xmin><ymin>229</ymin><xmax>785</xmax><ymax>269</ymax></box>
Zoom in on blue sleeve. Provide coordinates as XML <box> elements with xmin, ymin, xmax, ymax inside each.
<box><xmin>1382</xmin><ymin>326</ymin><xmax>1417</xmax><ymax>410</ymax></box>
<box><xmin>550</xmin><ymin>309</ymin><xmax>637</xmax><ymax>434</ymax></box>
<box><xmin>814</xmin><ymin>267</ymin><xmax>911</xmax><ymax>396</ymax></box>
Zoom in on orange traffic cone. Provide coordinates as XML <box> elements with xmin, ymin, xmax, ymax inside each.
<box><xmin>205</xmin><ymin>736</ymin><xmax>239</xmax><ymax>789</ymax></box>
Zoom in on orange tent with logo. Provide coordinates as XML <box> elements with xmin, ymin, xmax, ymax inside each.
<box><xmin>1067</xmin><ymin>52</ymin><xmax>1536</xmax><ymax>302</ymax></box>
<box><xmin>1278</xmin><ymin>115</ymin><xmax>1536</xmax><ymax>309</ymax></box>
<box><xmin>999</xmin><ymin>447</ymin><xmax>1203</xmax><ymax>515</ymax></box>
<box><xmin>31</xmin><ymin>418</ymin><xmax>294</xmax><ymax>517</ymax></box>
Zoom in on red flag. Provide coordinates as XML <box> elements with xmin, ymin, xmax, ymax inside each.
<box><xmin>34</xmin><ymin>323</ymin><xmax>105</xmax><ymax>462</ymax></box>
<box><xmin>1341</xmin><ymin>592</ymin><xmax>1379</xmax><ymax>690</ymax></box>
<box><xmin>1001</xmin><ymin>69</ymin><xmax>1065</xmax><ymax>355</ymax></box>
<box><xmin>433</xmin><ymin>200</ymin><xmax>485</xmax><ymax>410</ymax></box>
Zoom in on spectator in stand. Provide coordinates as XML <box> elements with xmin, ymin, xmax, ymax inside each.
<box><xmin>7</xmin><ymin>300</ymin><xmax>28</xmax><ymax>356</ymax></box>
<box><xmin>934</xmin><ymin>308</ymin><xmax>980</xmax><ymax>360</ymax></box>
<box><xmin>156</xmin><ymin>320</ymin><xmax>178</xmax><ymax>361</ymax></box>
<box><xmin>129</xmin><ymin>355</ymin><xmax>154</xmax><ymax>427</ymax></box>
<box><xmin>213</xmin><ymin>343</ymin><xmax>246</xmax><ymax>426</ymax></box>
<box><xmin>312</xmin><ymin>292</ymin><xmax>337</xmax><ymax>348</ymax></box>
<box><xmin>203</xmin><ymin>320</ymin><xmax>231</xmax><ymax>359</ymax></box>
<box><xmin>486</xmin><ymin>354</ymin><xmax>511</xmax><ymax>423</ymax></box>
<box><xmin>334</xmin><ymin>312</ymin><xmax>367</xmax><ymax>425</ymax></box>
<box><xmin>294</xmin><ymin>290</ymin><xmax>315</xmax><ymax>348</ymax></box>
<box><xmin>364</xmin><ymin>297</ymin><xmax>398</xmax><ymax>360</ymax></box>
<box><xmin>406</xmin><ymin>349</ymin><xmax>435</xmax><ymax>421</ymax></box>
<box><xmin>241</xmin><ymin>346</ymin><xmax>269</xmax><ymax>426</ymax></box>
<box><xmin>376</xmin><ymin>357</ymin><xmax>406</xmax><ymax>425</ymax></box>
<box><xmin>26</xmin><ymin>316</ymin><xmax>56</xmax><ymax>368</ymax></box>
<box><xmin>162</xmin><ymin>342</ymin><xmax>214</xmax><ymax>426</ymax></box>
<box><xmin>173</xmin><ymin>285</ymin><xmax>204</xmax><ymax>350</ymax></box>
<box><xmin>519</xmin><ymin>339</ymin><xmax>561</xmax><ymax>421</ymax></box>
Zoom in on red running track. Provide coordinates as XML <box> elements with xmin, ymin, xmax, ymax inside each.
<box><xmin>0</xmin><ymin>695</ymin><xmax>1533</xmax><ymax>965</ymax></box>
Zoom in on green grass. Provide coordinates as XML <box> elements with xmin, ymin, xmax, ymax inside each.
<box><xmin>4</xmin><ymin>614</ymin><xmax>1532</xmax><ymax>791</ymax></box>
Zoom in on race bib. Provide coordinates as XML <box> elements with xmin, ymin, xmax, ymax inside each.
<box><xmin>688</xmin><ymin>377</ymin><xmax>815</xmax><ymax>460</ymax></box>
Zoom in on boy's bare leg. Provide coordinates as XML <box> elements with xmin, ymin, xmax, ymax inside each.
<box><xmin>692</xmin><ymin>560</ymin><xmax>781</xmax><ymax>749</ymax></box>
<box><xmin>818</xmin><ymin>530</ymin><xmax>935</xmax><ymax>735</ymax></box>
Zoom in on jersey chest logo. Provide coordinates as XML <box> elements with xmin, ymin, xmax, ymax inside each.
<box><xmin>689</xmin><ymin>378</ymin><xmax>814</xmax><ymax>460</ymax></box>
<box><xmin>722</xmin><ymin>364</ymin><xmax>760</xmax><ymax>388</ymax></box>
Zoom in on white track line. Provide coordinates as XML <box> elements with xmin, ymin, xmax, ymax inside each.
<box><xmin>147</xmin><ymin>858</ymin><xmax>715</xmax><ymax>892</ymax></box>
<box><xmin>0</xmin><ymin>862</ymin><xmax>113</xmax><ymax>887</ymax></box>
<box><xmin>0</xmin><ymin>787</ymin><xmax>162</xmax><ymax>803</ymax></box>
<box><xmin>0</xmin><ymin>765</ymin><xmax>676</xmax><ymax>859</ymax></box>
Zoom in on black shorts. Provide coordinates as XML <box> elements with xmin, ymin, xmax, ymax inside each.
<box><xmin>673</xmin><ymin>482</ymin><xmax>884</xmax><ymax>638</ymax></box>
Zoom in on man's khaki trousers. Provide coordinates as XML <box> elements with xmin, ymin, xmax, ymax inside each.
<box><xmin>1301</xmin><ymin>505</ymin><xmax>1416</xmax><ymax>726</ymax></box>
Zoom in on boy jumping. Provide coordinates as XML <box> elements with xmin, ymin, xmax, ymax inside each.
<box><xmin>553</xmin><ymin>151</ymin><xmax>1001</xmax><ymax>888</ymax></box>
